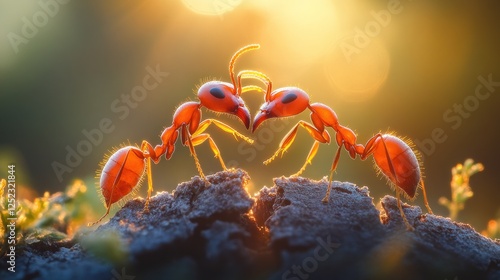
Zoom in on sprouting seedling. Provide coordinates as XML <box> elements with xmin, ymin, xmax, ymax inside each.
<box><xmin>439</xmin><ymin>158</ymin><xmax>484</xmax><ymax>221</ymax></box>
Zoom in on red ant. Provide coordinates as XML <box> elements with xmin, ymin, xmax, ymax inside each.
<box><xmin>252</xmin><ymin>86</ymin><xmax>433</xmax><ymax>230</ymax></box>
<box><xmin>89</xmin><ymin>44</ymin><xmax>271</xmax><ymax>226</ymax></box>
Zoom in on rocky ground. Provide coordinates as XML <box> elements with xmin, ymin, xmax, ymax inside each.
<box><xmin>2</xmin><ymin>169</ymin><xmax>499</xmax><ymax>280</ymax></box>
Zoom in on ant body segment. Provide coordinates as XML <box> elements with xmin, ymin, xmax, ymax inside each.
<box><xmin>90</xmin><ymin>44</ymin><xmax>270</xmax><ymax>226</ymax></box>
<box><xmin>253</xmin><ymin>86</ymin><xmax>433</xmax><ymax>230</ymax></box>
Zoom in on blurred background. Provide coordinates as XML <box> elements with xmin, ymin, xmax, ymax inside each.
<box><xmin>0</xmin><ymin>0</ymin><xmax>499</xmax><ymax>230</ymax></box>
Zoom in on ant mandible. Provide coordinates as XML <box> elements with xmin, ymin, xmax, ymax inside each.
<box><xmin>89</xmin><ymin>44</ymin><xmax>271</xmax><ymax>226</ymax></box>
<box><xmin>252</xmin><ymin>85</ymin><xmax>433</xmax><ymax>230</ymax></box>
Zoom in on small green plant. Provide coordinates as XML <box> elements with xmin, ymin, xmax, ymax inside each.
<box><xmin>439</xmin><ymin>158</ymin><xmax>484</xmax><ymax>221</ymax></box>
<box><xmin>0</xmin><ymin>179</ymin><xmax>91</xmax><ymax>257</ymax></box>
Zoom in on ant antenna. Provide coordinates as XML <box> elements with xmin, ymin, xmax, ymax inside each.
<box><xmin>229</xmin><ymin>44</ymin><xmax>260</xmax><ymax>89</ymax></box>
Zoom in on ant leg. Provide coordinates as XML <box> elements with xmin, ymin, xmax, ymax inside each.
<box><xmin>195</xmin><ymin>119</ymin><xmax>254</xmax><ymax>144</ymax></box>
<box><xmin>183</xmin><ymin>125</ymin><xmax>209</xmax><ymax>186</ymax></box>
<box><xmin>396</xmin><ymin>187</ymin><xmax>414</xmax><ymax>231</ymax></box>
<box><xmin>88</xmin><ymin>204</ymin><xmax>111</xmax><ymax>227</ymax></box>
<box><xmin>191</xmin><ymin>133</ymin><xmax>227</xmax><ymax>170</ymax></box>
<box><xmin>144</xmin><ymin>157</ymin><xmax>152</xmax><ymax>212</ymax></box>
<box><xmin>264</xmin><ymin>120</ymin><xmax>329</xmax><ymax>166</ymax></box>
<box><xmin>322</xmin><ymin>143</ymin><xmax>343</xmax><ymax>203</ymax></box>
<box><xmin>141</xmin><ymin>141</ymin><xmax>157</xmax><ymax>212</ymax></box>
<box><xmin>420</xmin><ymin>178</ymin><xmax>433</xmax><ymax>214</ymax></box>
<box><xmin>263</xmin><ymin>125</ymin><xmax>299</xmax><ymax>165</ymax></box>
<box><xmin>292</xmin><ymin>141</ymin><xmax>320</xmax><ymax>177</ymax></box>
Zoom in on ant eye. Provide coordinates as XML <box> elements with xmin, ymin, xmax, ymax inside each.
<box><xmin>210</xmin><ymin>87</ymin><xmax>225</xmax><ymax>99</ymax></box>
<box><xmin>282</xmin><ymin>92</ymin><xmax>298</xmax><ymax>104</ymax></box>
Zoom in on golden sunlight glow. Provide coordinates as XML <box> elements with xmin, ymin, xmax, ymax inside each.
<box><xmin>324</xmin><ymin>38</ymin><xmax>390</xmax><ymax>102</ymax></box>
<box><xmin>181</xmin><ymin>0</ymin><xmax>243</xmax><ymax>16</ymax></box>
<box><xmin>253</xmin><ymin>0</ymin><xmax>340</xmax><ymax>80</ymax></box>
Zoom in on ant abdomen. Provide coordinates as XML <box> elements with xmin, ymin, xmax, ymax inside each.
<box><xmin>371</xmin><ymin>134</ymin><xmax>421</xmax><ymax>199</ymax></box>
<box><xmin>99</xmin><ymin>146</ymin><xmax>145</xmax><ymax>206</ymax></box>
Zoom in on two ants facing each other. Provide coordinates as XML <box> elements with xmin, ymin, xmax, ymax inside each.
<box><xmin>90</xmin><ymin>44</ymin><xmax>432</xmax><ymax>231</ymax></box>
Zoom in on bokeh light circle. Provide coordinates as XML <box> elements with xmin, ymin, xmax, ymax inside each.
<box><xmin>324</xmin><ymin>36</ymin><xmax>391</xmax><ymax>103</ymax></box>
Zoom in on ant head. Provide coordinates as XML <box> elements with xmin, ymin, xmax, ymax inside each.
<box><xmin>195</xmin><ymin>44</ymin><xmax>261</xmax><ymax>130</ymax></box>
<box><xmin>252</xmin><ymin>87</ymin><xmax>310</xmax><ymax>132</ymax></box>
<box><xmin>198</xmin><ymin>81</ymin><xmax>251</xmax><ymax>129</ymax></box>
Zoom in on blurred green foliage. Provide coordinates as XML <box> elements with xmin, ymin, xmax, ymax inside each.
<box><xmin>0</xmin><ymin>177</ymin><xmax>128</xmax><ymax>264</ymax></box>
<box><xmin>439</xmin><ymin>159</ymin><xmax>484</xmax><ymax>221</ymax></box>
<box><xmin>0</xmin><ymin>179</ymin><xmax>90</xmax><ymax>256</ymax></box>
<box><xmin>79</xmin><ymin>229</ymin><xmax>128</xmax><ymax>264</ymax></box>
